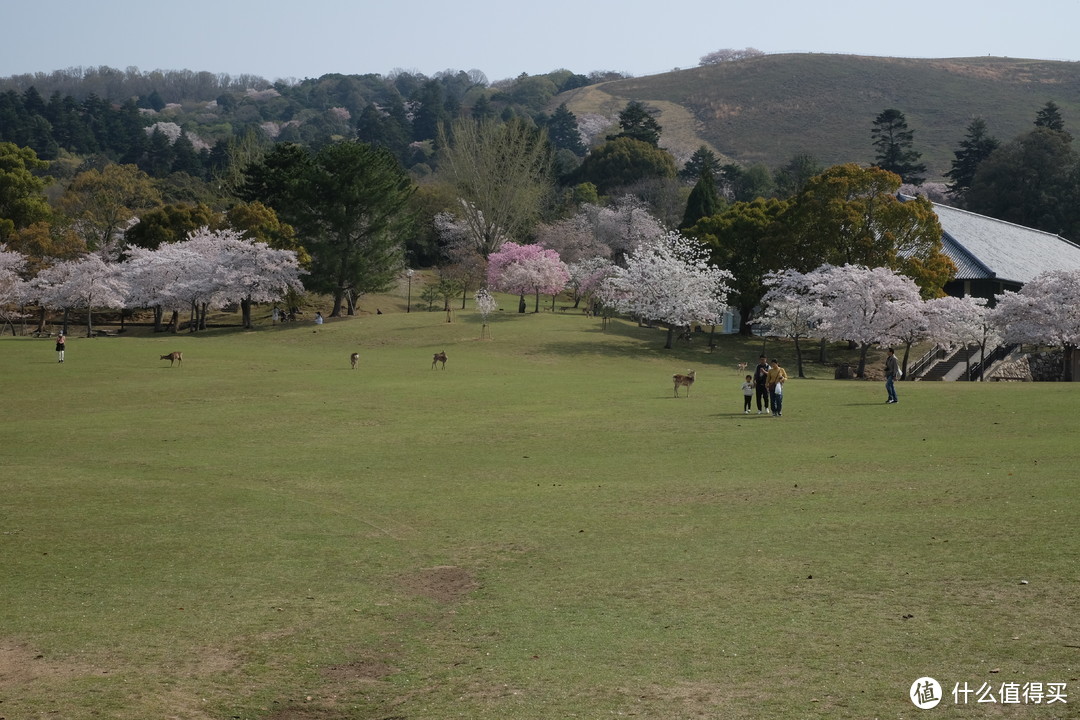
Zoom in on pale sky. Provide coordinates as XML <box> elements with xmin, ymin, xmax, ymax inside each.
<box><xmin>4</xmin><ymin>0</ymin><xmax>1080</xmax><ymax>84</ymax></box>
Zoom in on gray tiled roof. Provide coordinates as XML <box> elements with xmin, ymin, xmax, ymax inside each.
<box><xmin>930</xmin><ymin>201</ymin><xmax>1080</xmax><ymax>283</ymax></box>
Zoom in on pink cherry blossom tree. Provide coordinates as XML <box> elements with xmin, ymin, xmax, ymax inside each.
<box><xmin>991</xmin><ymin>269</ymin><xmax>1080</xmax><ymax>381</ymax></box>
<box><xmin>598</xmin><ymin>231</ymin><xmax>733</xmax><ymax>349</ymax></box>
<box><xmin>486</xmin><ymin>242</ymin><xmax>569</xmax><ymax>313</ymax></box>
<box><xmin>567</xmin><ymin>257</ymin><xmax>617</xmax><ymax>312</ymax></box>
<box><xmin>805</xmin><ymin>264</ymin><xmax>924</xmax><ymax>377</ymax></box>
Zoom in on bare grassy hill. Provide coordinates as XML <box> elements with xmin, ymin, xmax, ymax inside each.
<box><xmin>556</xmin><ymin>53</ymin><xmax>1080</xmax><ymax>179</ymax></box>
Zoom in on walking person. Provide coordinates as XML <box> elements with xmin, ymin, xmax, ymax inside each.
<box><xmin>753</xmin><ymin>354</ymin><xmax>771</xmax><ymax>414</ymax></box>
<box><xmin>884</xmin><ymin>347</ymin><xmax>900</xmax><ymax>404</ymax></box>
<box><xmin>55</xmin><ymin>332</ymin><xmax>66</xmax><ymax>363</ymax></box>
<box><xmin>766</xmin><ymin>358</ymin><xmax>788</xmax><ymax>417</ymax></box>
<box><xmin>741</xmin><ymin>375</ymin><xmax>754</xmax><ymax>414</ymax></box>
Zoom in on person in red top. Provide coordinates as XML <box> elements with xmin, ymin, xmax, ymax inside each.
<box><xmin>55</xmin><ymin>332</ymin><xmax>66</xmax><ymax>363</ymax></box>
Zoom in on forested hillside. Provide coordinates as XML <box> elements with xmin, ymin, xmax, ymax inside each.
<box><xmin>559</xmin><ymin>53</ymin><xmax>1080</xmax><ymax>177</ymax></box>
<box><xmin>4</xmin><ymin>53</ymin><xmax>1080</xmax><ymax>338</ymax></box>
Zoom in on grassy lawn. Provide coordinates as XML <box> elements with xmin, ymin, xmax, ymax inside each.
<box><xmin>1</xmin><ymin>305</ymin><xmax>1077</xmax><ymax>719</ymax></box>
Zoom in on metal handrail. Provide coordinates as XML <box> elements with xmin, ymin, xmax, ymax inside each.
<box><xmin>907</xmin><ymin>344</ymin><xmax>948</xmax><ymax>378</ymax></box>
<box><xmin>965</xmin><ymin>343</ymin><xmax>1018</xmax><ymax>381</ymax></box>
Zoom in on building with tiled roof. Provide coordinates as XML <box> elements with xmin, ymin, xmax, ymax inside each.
<box><xmin>930</xmin><ymin>201</ymin><xmax>1080</xmax><ymax>302</ymax></box>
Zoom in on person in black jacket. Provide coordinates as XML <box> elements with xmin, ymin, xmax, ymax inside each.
<box><xmin>753</xmin><ymin>354</ymin><xmax>770</xmax><ymax>414</ymax></box>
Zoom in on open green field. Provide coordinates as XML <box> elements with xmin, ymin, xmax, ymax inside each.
<box><xmin>2</xmin><ymin>306</ymin><xmax>1078</xmax><ymax>719</ymax></box>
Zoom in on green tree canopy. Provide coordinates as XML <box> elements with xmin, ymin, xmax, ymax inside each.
<box><xmin>573</xmin><ymin>137</ymin><xmax>677</xmax><ymax>196</ymax></box>
<box><xmin>0</xmin><ymin>142</ymin><xmax>52</xmax><ymax>242</ymax></box>
<box><xmin>243</xmin><ymin>141</ymin><xmax>415</xmax><ymax>316</ymax></box>
<box><xmin>687</xmin><ymin>197</ymin><xmax>789</xmax><ymax>334</ymax></box>
<box><xmin>777</xmin><ymin>163</ymin><xmax>952</xmax><ymax>297</ymax></box>
<box><xmin>124</xmin><ymin>202</ymin><xmax>218</xmax><ymax>251</ymax></box>
<box><xmin>57</xmin><ymin>163</ymin><xmax>161</xmax><ymax>251</ymax></box>
<box><xmin>965</xmin><ymin>127</ymin><xmax>1078</xmax><ymax>237</ymax></box>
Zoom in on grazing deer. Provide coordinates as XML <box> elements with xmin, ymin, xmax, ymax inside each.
<box><xmin>160</xmin><ymin>351</ymin><xmax>183</xmax><ymax>367</ymax></box>
<box><xmin>673</xmin><ymin>369</ymin><xmax>695</xmax><ymax>397</ymax></box>
<box><xmin>432</xmin><ymin>351</ymin><xmax>447</xmax><ymax>370</ymax></box>
<box><xmin>737</xmin><ymin>362</ymin><xmax>748</xmax><ymax>372</ymax></box>
<box><xmin>350</xmin><ymin>352</ymin><xmax>359</xmax><ymax>370</ymax></box>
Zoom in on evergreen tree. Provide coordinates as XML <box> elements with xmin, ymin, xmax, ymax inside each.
<box><xmin>411</xmin><ymin>80</ymin><xmax>447</xmax><ymax>141</ymax></box>
<box><xmin>171</xmin><ymin>132</ymin><xmax>203</xmax><ymax>177</ymax></box>
<box><xmin>140</xmin><ymin>127</ymin><xmax>174</xmax><ymax>177</ymax></box>
<box><xmin>546</xmin><ymin>103</ymin><xmax>586</xmax><ymax>156</ymax></box>
<box><xmin>871</xmin><ymin>108</ymin><xmax>927</xmax><ymax>185</ymax></box>
<box><xmin>945</xmin><ymin>117</ymin><xmax>999</xmax><ymax>199</ymax></box>
<box><xmin>680</xmin><ymin>169</ymin><xmax>721</xmax><ymax>229</ymax></box>
<box><xmin>609</xmin><ymin>101</ymin><xmax>661</xmax><ymax>147</ymax></box>
<box><xmin>679</xmin><ymin>146</ymin><xmax>721</xmax><ymax>182</ymax></box>
<box><xmin>1034</xmin><ymin>100</ymin><xmax>1065</xmax><ymax>133</ymax></box>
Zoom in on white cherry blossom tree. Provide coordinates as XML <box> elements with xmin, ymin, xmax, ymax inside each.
<box><xmin>992</xmin><ymin>269</ymin><xmax>1080</xmax><ymax>381</ymax></box>
<box><xmin>0</xmin><ymin>244</ymin><xmax>28</xmax><ymax>335</ymax></box>
<box><xmin>756</xmin><ymin>269</ymin><xmax>823</xmax><ymax>377</ymax></box>
<box><xmin>598</xmin><ymin>230</ymin><xmax>733</xmax><ymax>349</ymax></box>
<box><xmin>474</xmin><ymin>287</ymin><xmax>498</xmax><ymax>339</ymax></box>
<box><xmin>31</xmin><ymin>254</ymin><xmax>128</xmax><ymax>337</ymax></box>
<box><xmin>926</xmin><ymin>294</ymin><xmax>995</xmax><ymax>380</ymax></box>
<box><xmin>805</xmin><ymin>264</ymin><xmax>923</xmax><ymax>377</ymax></box>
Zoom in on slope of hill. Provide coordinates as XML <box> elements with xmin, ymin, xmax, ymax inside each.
<box><xmin>556</xmin><ymin>53</ymin><xmax>1080</xmax><ymax>179</ymax></box>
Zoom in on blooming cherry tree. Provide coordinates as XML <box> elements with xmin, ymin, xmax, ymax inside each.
<box><xmin>756</xmin><ymin>269</ymin><xmax>823</xmax><ymax>377</ymax></box>
<box><xmin>991</xmin><ymin>269</ymin><xmax>1080</xmax><ymax>381</ymax></box>
<box><xmin>598</xmin><ymin>231</ymin><xmax>733</xmax><ymax>348</ymax></box>
<box><xmin>566</xmin><ymin>257</ymin><xmax>617</xmax><ymax>312</ymax></box>
<box><xmin>926</xmin><ymin>294</ymin><xmax>995</xmax><ymax>380</ymax></box>
<box><xmin>486</xmin><ymin>242</ymin><xmax>570</xmax><ymax>313</ymax></box>
<box><xmin>0</xmin><ymin>244</ymin><xmax>28</xmax><ymax>335</ymax></box>
<box><xmin>805</xmin><ymin>264</ymin><xmax>923</xmax><ymax>377</ymax></box>
<box><xmin>474</xmin><ymin>287</ymin><xmax>498</xmax><ymax>338</ymax></box>
<box><xmin>31</xmin><ymin>254</ymin><xmax>128</xmax><ymax>336</ymax></box>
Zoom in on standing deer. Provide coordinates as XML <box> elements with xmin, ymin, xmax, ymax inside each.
<box><xmin>350</xmin><ymin>352</ymin><xmax>359</xmax><ymax>370</ymax></box>
<box><xmin>672</xmin><ymin>370</ymin><xmax>695</xmax><ymax>397</ymax></box>
<box><xmin>160</xmin><ymin>351</ymin><xmax>183</xmax><ymax>367</ymax></box>
<box><xmin>432</xmin><ymin>351</ymin><xmax>447</xmax><ymax>370</ymax></box>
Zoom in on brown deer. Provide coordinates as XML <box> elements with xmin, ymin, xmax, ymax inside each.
<box><xmin>350</xmin><ymin>352</ymin><xmax>359</xmax><ymax>369</ymax></box>
<box><xmin>432</xmin><ymin>351</ymin><xmax>447</xmax><ymax>370</ymax></box>
<box><xmin>160</xmin><ymin>351</ymin><xmax>183</xmax><ymax>367</ymax></box>
<box><xmin>673</xmin><ymin>370</ymin><xmax>695</xmax><ymax>397</ymax></box>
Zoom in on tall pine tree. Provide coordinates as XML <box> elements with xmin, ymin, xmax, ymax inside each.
<box><xmin>945</xmin><ymin>117</ymin><xmax>999</xmax><ymax>200</ymax></box>
<box><xmin>871</xmin><ymin>108</ymin><xmax>927</xmax><ymax>186</ymax></box>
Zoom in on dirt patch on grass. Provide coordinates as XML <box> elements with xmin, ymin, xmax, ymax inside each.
<box><xmin>322</xmin><ymin>656</ymin><xmax>398</xmax><ymax>682</ymax></box>
<box><xmin>398</xmin><ymin>565</ymin><xmax>479</xmax><ymax>603</ymax></box>
<box><xmin>0</xmin><ymin>639</ymin><xmax>91</xmax><ymax>688</ymax></box>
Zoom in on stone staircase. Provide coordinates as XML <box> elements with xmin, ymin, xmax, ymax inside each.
<box><xmin>917</xmin><ymin>346</ymin><xmax>983</xmax><ymax>381</ymax></box>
